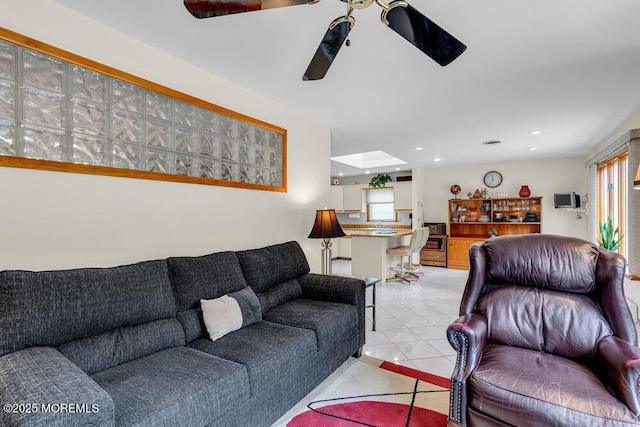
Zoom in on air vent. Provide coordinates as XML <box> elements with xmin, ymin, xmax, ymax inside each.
<box><xmin>482</xmin><ymin>140</ymin><xmax>502</xmax><ymax>145</ymax></box>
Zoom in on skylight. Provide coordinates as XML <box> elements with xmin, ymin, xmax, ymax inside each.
<box><xmin>330</xmin><ymin>150</ymin><xmax>407</xmax><ymax>169</ymax></box>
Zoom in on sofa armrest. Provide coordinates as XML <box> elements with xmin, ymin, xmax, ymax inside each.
<box><xmin>0</xmin><ymin>347</ymin><xmax>115</xmax><ymax>427</ymax></box>
<box><xmin>446</xmin><ymin>313</ymin><xmax>488</xmax><ymax>427</ymax></box>
<box><xmin>596</xmin><ymin>335</ymin><xmax>640</xmax><ymax>415</ymax></box>
<box><xmin>299</xmin><ymin>273</ymin><xmax>366</xmax><ymax>350</ymax></box>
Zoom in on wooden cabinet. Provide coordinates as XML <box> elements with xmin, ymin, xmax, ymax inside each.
<box><xmin>393</xmin><ymin>182</ymin><xmax>412</xmax><ymax>211</ymax></box>
<box><xmin>448</xmin><ymin>196</ymin><xmax>542</xmax><ymax>270</ymax></box>
<box><xmin>420</xmin><ymin>234</ymin><xmax>447</xmax><ymax>267</ymax></box>
<box><xmin>330</xmin><ymin>186</ymin><xmax>344</xmax><ymax>211</ymax></box>
<box><xmin>448</xmin><ymin>237</ymin><xmax>487</xmax><ymax>269</ymax></box>
<box><xmin>343</xmin><ymin>185</ymin><xmax>364</xmax><ymax>211</ymax></box>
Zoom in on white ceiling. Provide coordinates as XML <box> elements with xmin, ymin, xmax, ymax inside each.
<box><xmin>54</xmin><ymin>0</ymin><xmax>640</xmax><ymax>176</ymax></box>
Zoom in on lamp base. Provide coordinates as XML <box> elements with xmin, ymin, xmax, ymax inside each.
<box><xmin>321</xmin><ymin>238</ymin><xmax>333</xmax><ymax>275</ymax></box>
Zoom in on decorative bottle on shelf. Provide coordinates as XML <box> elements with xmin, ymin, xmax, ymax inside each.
<box><xmin>519</xmin><ymin>185</ymin><xmax>531</xmax><ymax>197</ymax></box>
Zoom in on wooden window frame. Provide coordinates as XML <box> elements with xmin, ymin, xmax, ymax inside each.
<box><xmin>596</xmin><ymin>150</ymin><xmax>627</xmax><ymax>257</ymax></box>
<box><xmin>0</xmin><ymin>28</ymin><xmax>287</xmax><ymax>192</ymax></box>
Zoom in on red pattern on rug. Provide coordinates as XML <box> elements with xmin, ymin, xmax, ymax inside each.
<box><xmin>287</xmin><ymin>360</ymin><xmax>450</xmax><ymax>427</ymax></box>
<box><xmin>288</xmin><ymin>401</ymin><xmax>447</xmax><ymax>427</ymax></box>
<box><xmin>380</xmin><ymin>361</ymin><xmax>451</xmax><ymax>389</ymax></box>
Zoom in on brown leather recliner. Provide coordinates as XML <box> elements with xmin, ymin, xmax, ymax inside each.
<box><xmin>447</xmin><ymin>234</ymin><xmax>640</xmax><ymax>427</ymax></box>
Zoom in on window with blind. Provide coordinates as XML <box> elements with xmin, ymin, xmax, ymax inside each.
<box><xmin>597</xmin><ymin>150</ymin><xmax>628</xmax><ymax>258</ymax></box>
<box><xmin>365</xmin><ymin>188</ymin><xmax>396</xmax><ymax>221</ymax></box>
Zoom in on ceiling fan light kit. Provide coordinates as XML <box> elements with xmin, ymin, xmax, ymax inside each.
<box><xmin>184</xmin><ymin>0</ymin><xmax>466</xmax><ymax>80</ymax></box>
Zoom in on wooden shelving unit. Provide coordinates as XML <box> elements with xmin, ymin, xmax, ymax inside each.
<box><xmin>420</xmin><ymin>235</ymin><xmax>447</xmax><ymax>268</ymax></box>
<box><xmin>448</xmin><ymin>196</ymin><xmax>542</xmax><ymax>269</ymax></box>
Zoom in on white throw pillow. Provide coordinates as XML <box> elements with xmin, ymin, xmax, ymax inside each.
<box><xmin>200</xmin><ymin>287</ymin><xmax>262</xmax><ymax>341</ymax></box>
<box><xmin>201</xmin><ymin>296</ymin><xmax>243</xmax><ymax>341</ymax></box>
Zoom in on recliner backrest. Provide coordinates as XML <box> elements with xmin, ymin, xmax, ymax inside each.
<box><xmin>478</xmin><ymin>285</ymin><xmax>612</xmax><ymax>361</ymax></box>
<box><xmin>477</xmin><ymin>234</ymin><xmax>613</xmax><ymax>362</ymax></box>
<box><xmin>484</xmin><ymin>234</ymin><xmax>599</xmax><ymax>293</ymax></box>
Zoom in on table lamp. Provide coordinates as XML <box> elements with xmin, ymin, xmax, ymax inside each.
<box><xmin>308</xmin><ymin>209</ymin><xmax>346</xmax><ymax>275</ymax></box>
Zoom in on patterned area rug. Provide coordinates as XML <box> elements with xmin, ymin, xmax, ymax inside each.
<box><xmin>273</xmin><ymin>355</ymin><xmax>450</xmax><ymax>427</ymax></box>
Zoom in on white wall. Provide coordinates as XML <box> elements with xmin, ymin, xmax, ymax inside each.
<box><xmin>588</xmin><ymin>109</ymin><xmax>640</xmax><ymax>160</ymax></box>
<box><xmin>0</xmin><ymin>1</ymin><xmax>330</xmax><ymax>271</ymax></box>
<box><xmin>421</xmin><ymin>156</ymin><xmax>589</xmax><ymax>239</ymax></box>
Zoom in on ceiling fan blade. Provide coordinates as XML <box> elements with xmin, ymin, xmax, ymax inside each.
<box><xmin>303</xmin><ymin>16</ymin><xmax>354</xmax><ymax>81</ymax></box>
<box><xmin>382</xmin><ymin>1</ymin><xmax>466</xmax><ymax>66</ymax></box>
<box><xmin>184</xmin><ymin>0</ymin><xmax>317</xmax><ymax>19</ymax></box>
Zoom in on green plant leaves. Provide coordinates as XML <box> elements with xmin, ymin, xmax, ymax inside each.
<box><xmin>599</xmin><ymin>217</ymin><xmax>623</xmax><ymax>251</ymax></box>
<box><xmin>369</xmin><ymin>174</ymin><xmax>392</xmax><ymax>188</ymax></box>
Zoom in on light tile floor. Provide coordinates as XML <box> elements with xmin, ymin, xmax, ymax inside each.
<box><xmin>332</xmin><ymin>259</ymin><xmax>468</xmax><ymax>378</ymax></box>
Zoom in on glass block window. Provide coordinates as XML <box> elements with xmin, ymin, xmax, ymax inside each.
<box><xmin>0</xmin><ymin>33</ymin><xmax>286</xmax><ymax>192</ymax></box>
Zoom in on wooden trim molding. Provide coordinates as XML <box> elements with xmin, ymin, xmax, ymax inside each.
<box><xmin>0</xmin><ymin>27</ymin><xmax>287</xmax><ymax>192</ymax></box>
<box><xmin>626</xmin><ymin>274</ymin><xmax>640</xmax><ymax>281</ymax></box>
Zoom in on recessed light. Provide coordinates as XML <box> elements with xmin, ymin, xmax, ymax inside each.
<box><xmin>482</xmin><ymin>140</ymin><xmax>502</xmax><ymax>145</ymax></box>
<box><xmin>365</xmin><ymin>170</ymin><xmax>371</xmax><ymax>174</ymax></box>
<box><xmin>434</xmin><ymin>158</ymin><xmax>441</xmax><ymax>162</ymax></box>
<box><xmin>338</xmin><ymin>172</ymin><xmax>344</xmax><ymax>176</ymax></box>
<box><xmin>395</xmin><ymin>168</ymin><xmax>400</xmax><ymax>171</ymax></box>
<box><xmin>527</xmin><ymin>147</ymin><xmax>537</xmax><ymax>151</ymax></box>
<box><xmin>414</xmin><ymin>147</ymin><xmax>423</xmax><ymax>151</ymax></box>
<box><xmin>529</xmin><ymin>130</ymin><xmax>541</xmax><ymax>135</ymax></box>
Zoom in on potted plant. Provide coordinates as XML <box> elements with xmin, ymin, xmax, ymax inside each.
<box><xmin>369</xmin><ymin>173</ymin><xmax>392</xmax><ymax>188</ymax></box>
<box><xmin>488</xmin><ymin>228</ymin><xmax>497</xmax><ymax>238</ymax></box>
<box><xmin>598</xmin><ymin>217</ymin><xmax>623</xmax><ymax>251</ymax></box>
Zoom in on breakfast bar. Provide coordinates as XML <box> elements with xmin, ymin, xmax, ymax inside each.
<box><xmin>349</xmin><ymin>229</ymin><xmax>413</xmax><ymax>282</ymax></box>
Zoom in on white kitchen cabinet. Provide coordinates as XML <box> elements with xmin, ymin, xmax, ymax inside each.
<box><xmin>393</xmin><ymin>182</ymin><xmax>412</xmax><ymax>211</ymax></box>
<box><xmin>343</xmin><ymin>185</ymin><xmax>364</xmax><ymax>211</ymax></box>
<box><xmin>330</xmin><ymin>186</ymin><xmax>344</xmax><ymax>211</ymax></box>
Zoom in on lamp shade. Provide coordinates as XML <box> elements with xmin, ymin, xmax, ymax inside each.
<box><xmin>635</xmin><ymin>163</ymin><xmax>640</xmax><ymax>190</ymax></box>
<box><xmin>308</xmin><ymin>209</ymin><xmax>346</xmax><ymax>239</ymax></box>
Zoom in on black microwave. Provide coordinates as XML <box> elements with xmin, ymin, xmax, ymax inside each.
<box><xmin>554</xmin><ymin>192</ymin><xmax>580</xmax><ymax>208</ymax></box>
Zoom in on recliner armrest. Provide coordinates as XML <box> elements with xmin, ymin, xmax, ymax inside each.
<box><xmin>446</xmin><ymin>313</ymin><xmax>488</xmax><ymax>427</ymax></box>
<box><xmin>596</xmin><ymin>335</ymin><xmax>640</xmax><ymax>416</ymax></box>
<box><xmin>447</xmin><ymin>313</ymin><xmax>487</xmax><ymax>379</ymax></box>
<box><xmin>0</xmin><ymin>346</ymin><xmax>115</xmax><ymax>427</ymax></box>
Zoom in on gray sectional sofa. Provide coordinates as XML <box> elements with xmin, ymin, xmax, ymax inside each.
<box><xmin>0</xmin><ymin>241</ymin><xmax>365</xmax><ymax>427</ymax></box>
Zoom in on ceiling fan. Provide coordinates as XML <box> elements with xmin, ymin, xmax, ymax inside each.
<box><xmin>184</xmin><ymin>0</ymin><xmax>466</xmax><ymax>81</ymax></box>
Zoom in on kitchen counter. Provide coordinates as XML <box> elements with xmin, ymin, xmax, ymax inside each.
<box><xmin>349</xmin><ymin>229</ymin><xmax>413</xmax><ymax>282</ymax></box>
<box><xmin>348</xmin><ymin>229</ymin><xmax>413</xmax><ymax>238</ymax></box>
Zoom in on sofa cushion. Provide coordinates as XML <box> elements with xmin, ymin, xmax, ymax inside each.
<box><xmin>262</xmin><ymin>299</ymin><xmax>358</xmax><ymax>353</ymax></box>
<box><xmin>470</xmin><ymin>344</ymin><xmax>640</xmax><ymax>426</ymax></box>
<box><xmin>201</xmin><ymin>287</ymin><xmax>262</xmax><ymax>341</ymax></box>
<box><xmin>167</xmin><ymin>251</ymin><xmax>247</xmax><ymax>312</ymax></box>
<box><xmin>0</xmin><ymin>260</ymin><xmax>176</xmax><ymax>356</ymax></box>
<box><xmin>255</xmin><ymin>278</ymin><xmax>303</xmax><ymax>312</ymax></box>
<box><xmin>485</xmin><ymin>234</ymin><xmax>599</xmax><ymax>293</ymax></box>
<box><xmin>91</xmin><ymin>346</ymin><xmax>249</xmax><ymax>427</ymax></box>
<box><xmin>478</xmin><ymin>286</ymin><xmax>612</xmax><ymax>361</ymax></box>
<box><xmin>188</xmin><ymin>321</ymin><xmax>317</xmax><ymax>396</ymax></box>
<box><xmin>57</xmin><ymin>319</ymin><xmax>185</xmax><ymax>375</ymax></box>
<box><xmin>236</xmin><ymin>241</ymin><xmax>310</xmax><ymax>293</ymax></box>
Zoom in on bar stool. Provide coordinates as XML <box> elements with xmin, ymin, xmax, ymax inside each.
<box><xmin>386</xmin><ymin>227</ymin><xmax>430</xmax><ymax>283</ymax></box>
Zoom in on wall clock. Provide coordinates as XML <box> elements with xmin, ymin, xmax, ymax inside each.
<box><xmin>483</xmin><ymin>171</ymin><xmax>503</xmax><ymax>188</ymax></box>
